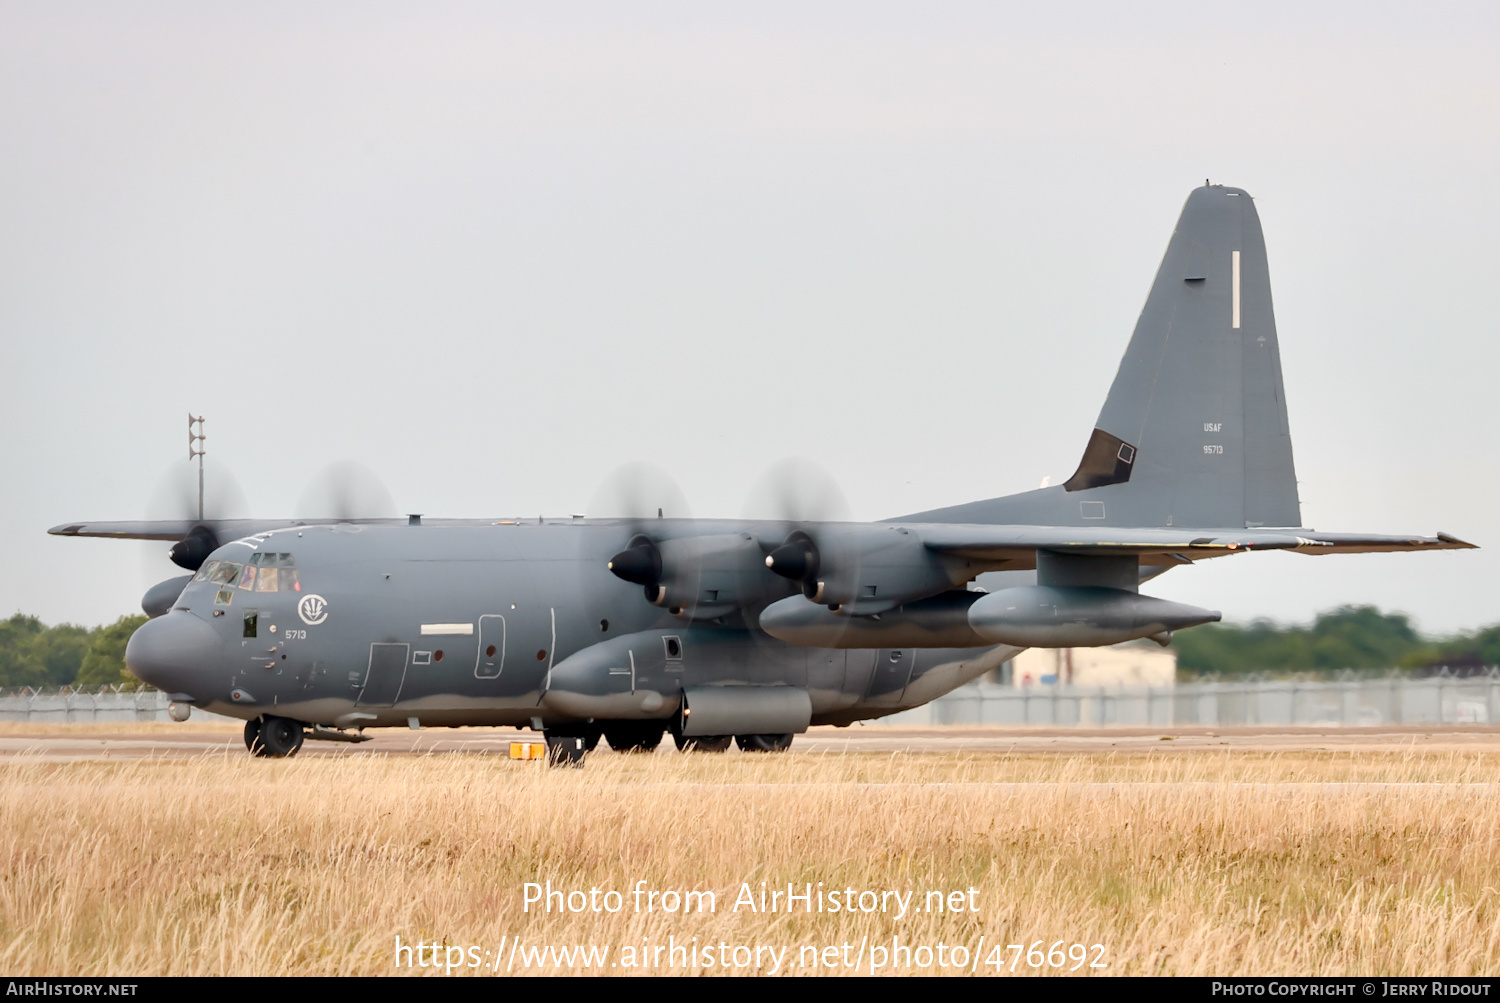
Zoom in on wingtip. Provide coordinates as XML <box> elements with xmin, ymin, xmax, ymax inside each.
<box><xmin>47</xmin><ymin>523</ymin><xmax>83</xmax><ymax>536</ymax></box>
<box><xmin>1437</xmin><ymin>532</ymin><xmax>1479</xmax><ymax>549</ymax></box>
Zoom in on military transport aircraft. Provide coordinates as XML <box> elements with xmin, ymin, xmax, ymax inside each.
<box><xmin>51</xmin><ymin>184</ymin><xmax>1475</xmax><ymax>763</ymax></box>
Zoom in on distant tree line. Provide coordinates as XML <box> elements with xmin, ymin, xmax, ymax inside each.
<box><xmin>1172</xmin><ymin>605</ymin><xmax>1500</xmax><ymax>676</ymax></box>
<box><xmin>0</xmin><ymin>613</ymin><xmax>148</xmax><ymax>689</ymax></box>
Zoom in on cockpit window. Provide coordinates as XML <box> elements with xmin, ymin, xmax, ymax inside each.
<box><xmin>276</xmin><ymin>553</ymin><xmax>300</xmax><ymax>592</ymax></box>
<box><xmin>192</xmin><ymin>560</ymin><xmax>245</xmax><ymax>585</ymax></box>
<box><xmin>236</xmin><ymin>552</ymin><xmax>299</xmax><ymax>592</ymax></box>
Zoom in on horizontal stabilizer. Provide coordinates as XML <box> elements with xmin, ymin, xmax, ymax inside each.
<box><xmin>916</xmin><ymin>524</ymin><xmax>1477</xmax><ymax>561</ymax></box>
<box><xmin>1283</xmin><ymin>531</ymin><xmax>1479</xmax><ymax>555</ymax></box>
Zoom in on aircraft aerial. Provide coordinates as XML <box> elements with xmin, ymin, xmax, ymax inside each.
<box><xmin>51</xmin><ymin>183</ymin><xmax>1475</xmax><ymax>763</ymax></box>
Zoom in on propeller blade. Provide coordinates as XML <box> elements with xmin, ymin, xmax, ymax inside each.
<box><xmin>143</xmin><ymin>462</ymin><xmax>248</xmax><ymax>574</ymax></box>
<box><xmin>145</xmin><ymin>461</ymin><xmax>249</xmax><ymax>523</ymax></box>
<box><xmin>295</xmin><ymin>461</ymin><xmax>397</xmax><ymax>521</ymax></box>
<box><xmin>587</xmin><ymin>462</ymin><xmax>692</xmax><ymax>522</ymax></box>
<box><xmin>741</xmin><ymin>457</ymin><xmax>852</xmax><ymax>524</ymax></box>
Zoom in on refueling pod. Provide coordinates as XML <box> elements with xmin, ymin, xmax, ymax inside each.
<box><xmin>966</xmin><ymin>585</ymin><xmax>1220</xmax><ymax>647</ymax></box>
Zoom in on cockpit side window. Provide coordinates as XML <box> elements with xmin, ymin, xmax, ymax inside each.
<box><xmin>210</xmin><ymin>562</ymin><xmax>241</xmax><ymax>586</ymax></box>
<box><xmin>192</xmin><ymin>560</ymin><xmax>220</xmax><ymax>583</ymax></box>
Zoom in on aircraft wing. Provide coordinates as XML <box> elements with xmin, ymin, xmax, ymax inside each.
<box><xmin>916</xmin><ymin>525</ymin><xmax>1477</xmax><ymax>561</ymax></box>
<box><xmin>46</xmin><ymin>518</ymin><xmax>411</xmax><ymax>541</ymax></box>
<box><xmin>1266</xmin><ymin>531</ymin><xmax>1479</xmax><ymax>555</ymax></box>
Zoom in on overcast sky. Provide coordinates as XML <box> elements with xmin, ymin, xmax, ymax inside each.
<box><xmin>2</xmin><ymin>2</ymin><xmax>1497</xmax><ymax>635</ymax></box>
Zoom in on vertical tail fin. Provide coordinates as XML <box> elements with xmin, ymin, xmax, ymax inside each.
<box><xmin>907</xmin><ymin>184</ymin><xmax>1302</xmax><ymax>529</ymax></box>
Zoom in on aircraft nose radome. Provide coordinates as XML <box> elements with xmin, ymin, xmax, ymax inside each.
<box><xmin>125</xmin><ymin>611</ymin><xmax>223</xmax><ymax>695</ymax></box>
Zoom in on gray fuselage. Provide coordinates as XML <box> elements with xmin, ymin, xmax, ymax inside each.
<box><xmin>126</xmin><ymin>519</ymin><xmax>1015</xmax><ymax>732</ymax></box>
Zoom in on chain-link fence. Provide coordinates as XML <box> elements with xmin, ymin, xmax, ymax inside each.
<box><xmin>0</xmin><ymin>687</ymin><xmax>236</xmax><ymax>723</ymax></box>
<box><xmin>882</xmin><ymin>670</ymin><xmax>1500</xmax><ymax>727</ymax></box>
<box><xmin>6</xmin><ymin>674</ymin><xmax>1499</xmax><ymax>728</ymax></box>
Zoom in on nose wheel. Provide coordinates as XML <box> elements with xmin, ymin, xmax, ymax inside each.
<box><xmin>244</xmin><ymin>715</ymin><xmax>305</xmax><ymax>758</ymax></box>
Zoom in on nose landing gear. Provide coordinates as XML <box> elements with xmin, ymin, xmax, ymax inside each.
<box><xmin>244</xmin><ymin>715</ymin><xmax>305</xmax><ymax>758</ymax></box>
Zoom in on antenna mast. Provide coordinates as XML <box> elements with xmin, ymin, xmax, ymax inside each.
<box><xmin>188</xmin><ymin>414</ymin><xmax>206</xmax><ymax>522</ymax></box>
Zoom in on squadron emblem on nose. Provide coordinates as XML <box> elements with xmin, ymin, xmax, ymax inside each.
<box><xmin>298</xmin><ymin>593</ymin><xmax>329</xmax><ymax>626</ymax></box>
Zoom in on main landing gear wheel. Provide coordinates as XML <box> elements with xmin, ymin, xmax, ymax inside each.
<box><xmin>673</xmin><ymin>732</ymin><xmax>732</xmax><ymax>753</ymax></box>
<box><xmin>604</xmin><ymin>721</ymin><xmax>666</xmax><ymax>753</ymax></box>
<box><xmin>735</xmin><ymin>733</ymin><xmax>794</xmax><ymax>753</ymax></box>
<box><xmin>243</xmin><ymin>718</ymin><xmax>262</xmax><ymax>753</ymax></box>
<box><xmin>251</xmin><ymin>716</ymin><xmax>305</xmax><ymax>758</ymax></box>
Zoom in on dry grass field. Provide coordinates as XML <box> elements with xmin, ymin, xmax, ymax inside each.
<box><xmin>3</xmin><ymin>735</ymin><xmax>1499</xmax><ymax>976</ymax></box>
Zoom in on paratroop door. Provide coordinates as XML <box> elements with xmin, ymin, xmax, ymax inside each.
<box><xmin>358</xmin><ymin>643</ymin><xmax>409</xmax><ymax>706</ymax></box>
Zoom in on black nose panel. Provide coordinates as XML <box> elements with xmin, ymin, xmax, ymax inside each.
<box><xmin>124</xmin><ymin>612</ymin><xmax>224</xmax><ymax>695</ymax></box>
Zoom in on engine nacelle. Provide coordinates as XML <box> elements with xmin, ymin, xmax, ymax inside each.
<box><xmin>765</xmin><ymin>525</ymin><xmax>965</xmax><ymax>615</ymax></box>
<box><xmin>610</xmin><ymin>533</ymin><xmax>780</xmax><ymax>619</ymax></box>
<box><xmin>656</xmin><ymin>533</ymin><xmax>772</xmax><ymax>618</ymax></box>
<box><xmin>966</xmin><ymin>585</ymin><xmax>1220</xmax><ymax>647</ymax></box>
<box><xmin>168</xmin><ymin>527</ymin><xmax>218</xmax><ymax>571</ymax></box>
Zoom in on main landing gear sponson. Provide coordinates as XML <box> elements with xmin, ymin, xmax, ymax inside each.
<box><xmin>244</xmin><ymin>715</ymin><xmax>305</xmax><ymax>758</ymax></box>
